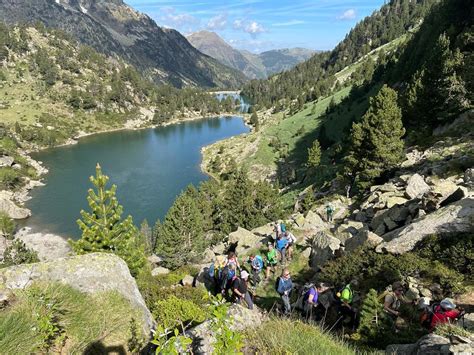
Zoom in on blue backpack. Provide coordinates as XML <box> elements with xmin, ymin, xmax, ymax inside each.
<box><xmin>280</xmin><ymin>222</ymin><xmax>286</xmax><ymax>233</ymax></box>
<box><xmin>253</xmin><ymin>255</ymin><xmax>264</xmax><ymax>270</ymax></box>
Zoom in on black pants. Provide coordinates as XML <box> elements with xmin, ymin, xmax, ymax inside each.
<box><xmin>339</xmin><ymin>305</ymin><xmax>358</xmax><ymax>329</ymax></box>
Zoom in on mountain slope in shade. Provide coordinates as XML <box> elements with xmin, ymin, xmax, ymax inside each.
<box><xmin>187</xmin><ymin>31</ymin><xmax>316</xmax><ymax>79</ymax></box>
<box><xmin>0</xmin><ymin>0</ymin><xmax>246</xmax><ymax>88</ymax></box>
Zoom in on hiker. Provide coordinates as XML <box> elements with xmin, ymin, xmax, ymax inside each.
<box><xmin>277</xmin><ymin>268</ymin><xmax>293</xmax><ymax>315</ymax></box>
<box><xmin>209</xmin><ymin>255</ymin><xmax>227</xmax><ymax>294</ymax></box>
<box><xmin>303</xmin><ymin>283</ymin><xmax>323</xmax><ymax>318</ymax></box>
<box><xmin>430</xmin><ymin>298</ymin><xmax>464</xmax><ymax>331</ymax></box>
<box><xmin>384</xmin><ymin>281</ymin><xmax>404</xmax><ymax>319</ymax></box>
<box><xmin>226</xmin><ymin>251</ymin><xmax>240</xmax><ymax>270</ymax></box>
<box><xmin>326</xmin><ymin>204</ymin><xmax>334</xmax><ymax>222</ymax></box>
<box><xmin>265</xmin><ymin>243</ymin><xmax>278</xmax><ymax>280</ymax></box>
<box><xmin>276</xmin><ymin>234</ymin><xmax>289</xmax><ymax>264</ymax></box>
<box><xmin>338</xmin><ymin>279</ymin><xmax>359</xmax><ymax>329</ymax></box>
<box><xmin>248</xmin><ymin>254</ymin><xmax>264</xmax><ymax>286</ymax></box>
<box><xmin>231</xmin><ymin>270</ymin><xmax>254</xmax><ymax>310</ymax></box>
<box><xmin>284</xmin><ymin>230</ymin><xmax>297</xmax><ymax>261</ymax></box>
<box><xmin>219</xmin><ymin>263</ymin><xmax>237</xmax><ymax>297</ymax></box>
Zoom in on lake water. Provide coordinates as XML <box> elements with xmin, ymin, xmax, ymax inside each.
<box><xmin>25</xmin><ymin>116</ymin><xmax>249</xmax><ymax>238</ymax></box>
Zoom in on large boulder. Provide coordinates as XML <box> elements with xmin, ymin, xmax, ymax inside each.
<box><xmin>251</xmin><ymin>223</ymin><xmax>274</xmax><ymax>237</ymax></box>
<box><xmin>309</xmin><ymin>231</ymin><xmax>341</xmax><ymax>270</ymax></box>
<box><xmin>151</xmin><ymin>266</ymin><xmax>170</xmax><ymax>276</ymax></box>
<box><xmin>345</xmin><ymin>230</ymin><xmax>383</xmax><ymax>252</ymax></box>
<box><xmin>228</xmin><ymin>227</ymin><xmax>262</xmax><ymax>255</ymax></box>
<box><xmin>315</xmin><ymin>197</ymin><xmax>350</xmax><ymax>222</ymax></box>
<box><xmin>385</xmin><ymin>333</ymin><xmax>474</xmax><ymax>355</ymax></box>
<box><xmin>0</xmin><ymin>253</ymin><xmax>154</xmax><ymax>334</ymax></box>
<box><xmin>464</xmin><ymin>168</ymin><xmax>474</xmax><ymax>187</ymax></box>
<box><xmin>377</xmin><ymin>198</ymin><xmax>474</xmax><ymax>254</ymax></box>
<box><xmin>334</xmin><ymin>221</ymin><xmax>365</xmax><ymax>244</ymax></box>
<box><xmin>0</xmin><ymin>156</ymin><xmax>14</xmax><ymax>167</ymax></box>
<box><xmin>15</xmin><ymin>227</ymin><xmax>71</xmax><ymax>261</ymax></box>
<box><xmin>439</xmin><ymin>187</ymin><xmax>469</xmax><ymax>207</ymax></box>
<box><xmin>188</xmin><ymin>304</ymin><xmax>262</xmax><ymax>354</ymax></box>
<box><xmin>301</xmin><ymin>210</ymin><xmax>327</xmax><ymax>231</ymax></box>
<box><xmin>0</xmin><ymin>192</ymin><xmax>31</xmax><ymax>219</ymax></box>
<box><xmin>405</xmin><ymin>174</ymin><xmax>430</xmax><ymax>199</ymax></box>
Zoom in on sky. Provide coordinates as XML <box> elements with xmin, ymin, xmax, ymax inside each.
<box><xmin>125</xmin><ymin>0</ymin><xmax>386</xmax><ymax>53</ymax></box>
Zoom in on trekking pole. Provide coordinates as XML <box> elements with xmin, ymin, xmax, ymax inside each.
<box><xmin>328</xmin><ymin>315</ymin><xmax>344</xmax><ymax>332</ymax></box>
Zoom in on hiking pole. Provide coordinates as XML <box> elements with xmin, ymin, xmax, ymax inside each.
<box><xmin>328</xmin><ymin>315</ymin><xmax>344</xmax><ymax>332</ymax></box>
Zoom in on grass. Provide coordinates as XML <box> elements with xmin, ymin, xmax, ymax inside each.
<box><xmin>244</xmin><ymin>318</ymin><xmax>356</xmax><ymax>355</ymax></box>
<box><xmin>0</xmin><ymin>282</ymin><xmax>144</xmax><ymax>354</ymax></box>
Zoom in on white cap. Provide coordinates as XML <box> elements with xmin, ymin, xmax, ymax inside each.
<box><xmin>241</xmin><ymin>271</ymin><xmax>249</xmax><ymax>279</ymax></box>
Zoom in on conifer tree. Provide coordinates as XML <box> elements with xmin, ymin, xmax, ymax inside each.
<box><xmin>357</xmin><ymin>289</ymin><xmax>391</xmax><ymax>346</ymax></box>
<box><xmin>71</xmin><ymin>164</ymin><xmax>146</xmax><ymax>276</ymax></box>
<box><xmin>345</xmin><ymin>85</ymin><xmax>405</xmax><ymax>189</ymax></box>
<box><xmin>156</xmin><ymin>185</ymin><xmax>207</xmax><ymax>269</ymax></box>
<box><xmin>307</xmin><ymin>140</ymin><xmax>322</xmax><ymax>168</ymax></box>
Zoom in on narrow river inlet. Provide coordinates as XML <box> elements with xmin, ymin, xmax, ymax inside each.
<box><xmin>25</xmin><ymin>116</ymin><xmax>249</xmax><ymax>239</ymax></box>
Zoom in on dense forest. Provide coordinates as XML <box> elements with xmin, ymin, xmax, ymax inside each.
<box><xmin>241</xmin><ymin>0</ymin><xmax>439</xmax><ymax>109</ymax></box>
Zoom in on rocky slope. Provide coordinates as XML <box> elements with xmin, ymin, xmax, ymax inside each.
<box><xmin>0</xmin><ymin>0</ymin><xmax>246</xmax><ymax>88</ymax></box>
<box><xmin>187</xmin><ymin>31</ymin><xmax>315</xmax><ymax>79</ymax></box>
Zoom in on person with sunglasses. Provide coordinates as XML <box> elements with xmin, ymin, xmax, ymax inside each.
<box><xmin>277</xmin><ymin>268</ymin><xmax>293</xmax><ymax>315</ymax></box>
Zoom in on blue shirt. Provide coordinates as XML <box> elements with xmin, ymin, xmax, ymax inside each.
<box><xmin>276</xmin><ymin>237</ymin><xmax>288</xmax><ymax>251</ymax></box>
<box><xmin>277</xmin><ymin>277</ymin><xmax>293</xmax><ymax>295</ymax></box>
<box><xmin>304</xmin><ymin>287</ymin><xmax>319</xmax><ymax>304</ymax></box>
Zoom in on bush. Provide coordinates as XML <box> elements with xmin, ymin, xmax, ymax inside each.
<box><xmin>0</xmin><ymin>167</ymin><xmax>22</xmax><ymax>189</ymax></box>
<box><xmin>415</xmin><ymin>233</ymin><xmax>474</xmax><ymax>277</ymax></box>
<box><xmin>0</xmin><ymin>212</ymin><xmax>16</xmax><ymax>239</ymax></box>
<box><xmin>2</xmin><ymin>239</ymin><xmax>39</xmax><ymax>266</ymax></box>
<box><xmin>319</xmin><ymin>246</ymin><xmax>465</xmax><ymax>293</ymax></box>
<box><xmin>153</xmin><ymin>295</ymin><xmax>207</xmax><ymax>329</ymax></box>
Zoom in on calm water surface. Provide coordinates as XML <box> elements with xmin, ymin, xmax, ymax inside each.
<box><xmin>26</xmin><ymin>116</ymin><xmax>249</xmax><ymax>238</ymax></box>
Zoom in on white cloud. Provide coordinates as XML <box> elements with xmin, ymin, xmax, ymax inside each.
<box><xmin>207</xmin><ymin>13</ymin><xmax>227</xmax><ymax>30</ymax></box>
<box><xmin>159</xmin><ymin>7</ymin><xmax>199</xmax><ymax>28</ymax></box>
<box><xmin>337</xmin><ymin>9</ymin><xmax>356</xmax><ymax>20</ymax></box>
<box><xmin>272</xmin><ymin>20</ymin><xmax>306</xmax><ymax>27</ymax></box>
<box><xmin>233</xmin><ymin>19</ymin><xmax>244</xmax><ymax>30</ymax></box>
<box><xmin>232</xmin><ymin>19</ymin><xmax>266</xmax><ymax>38</ymax></box>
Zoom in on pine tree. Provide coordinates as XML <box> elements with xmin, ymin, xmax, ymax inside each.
<box><xmin>345</xmin><ymin>85</ymin><xmax>405</xmax><ymax>189</ymax></box>
<box><xmin>357</xmin><ymin>289</ymin><xmax>391</xmax><ymax>346</ymax></box>
<box><xmin>249</xmin><ymin>112</ymin><xmax>259</xmax><ymax>127</ymax></box>
<box><xmin>307</xmin><ymin>140</ymin><xmax>322</xmax><ymax>168</ymax></box>
<box><xmin>71</xmin><ymin>164</ymin><xmax>146</xmax><ymax>276</ymax></box>
<box><xmin>156</xmin><ymin>185</ymin><xmax>207</xmax><ymax>269</ymax></box>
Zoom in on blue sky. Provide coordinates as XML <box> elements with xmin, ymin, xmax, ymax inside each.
<box><xmin>126</xmin><ymin>0</ymin><xmax>385</xmax><ymax>53</ymax></box>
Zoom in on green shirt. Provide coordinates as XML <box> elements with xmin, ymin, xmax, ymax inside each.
<box><xmin>340</xmin><ymin>285</ymin><xmax>353</xmax><ymax>304</ymax></box>
<box><xmin>267</xmin><ymin>249</ymin><xmax>277</xmax><ymax>264</ymax></box>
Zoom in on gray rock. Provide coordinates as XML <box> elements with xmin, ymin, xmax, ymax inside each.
<box><xmin>188</xmin><ymin>304</ymin><xmax>262</xmax><ymax>354</ymax></box>
<box><xmin>151</xmin><ymin>266</ymin><xmax>170</xmax><ymax>276</ymax></box>
<box><xmin>0</xmin><ymin>253</ymin><xmax>154</xmax><ymax>334</ymax></box>
<box><xmin>385</xmin><ymin>344</ymin><xmax>417</xmax><ymax>354</ymax></box>
<box><xmin>377</xmin><ymin>198</ymin><xmax>474</xmax><ymax>254</ymax></box>
<box><xmin>386</xmin><ymin>196</ymin><xmax>409</xmax><ymax>209</ymax></box>
<box><xmin>419</xmin><ymin>287</ymin><xmax>432</xmax><ymax>298</ymax></box>
<box><xmin>181</xmin><ymin>275</ymin><xmax>194</xmax><ymax>286</ymax></box>
<box><xmin>309</xmin><ymin>231</ymin><xmax>341</xmax><ymax>270</ymax></box>
<box><xmin>228</xmin><ymin>227</ymin><xmax>261</xmax><ymax>249</ymax></box>
<box><xmin>335</xmin><ymin>221</ymin><xmax>365</xmax><ymax>244</ymax></box>
<box><xmin>15</xmin><ymin>228</ymin><xmax>71</xmax><ymax>261</ymax></box>
<box><xmin>301</xmin><ymin>247</ymin><xmax>312</xmax><ymax>259</ymax></box>
<box><xmin>345</xmin><ymin>230</ymin><xmax>383</xmax><ymax>252</ymax></box>
<box><xmin>439</xmin><ymin>187</ymin><xmax>468</xmax><ymax>207</ymax></box>
<box><xmin>212</xmin><ymin>242</ymin><xmax>226</xmax><ymax>255</ymax></box>
<box><xmin>315</xmin><ymin>197</ymin><xmax>350</xmax><ymax>221</ymax></box>
<box><xmin>415</xmin><ymin>334</ymin><xmax>451</xmax><ymax>354</ymax></box>
<box><xmin>0</xmin><ymin>156</ymin><xmax>14</xmax><ymax>167</ymax></box>
<box><xmin>384</xmin><ymin>217</ymin><xmax>398</xmax><ymax>231</ymax></box>
<box><xmin>251</xmin><ymin>223</ymin><xmax>274</xmax><ymax>237</ymax></box>
<box><xmin>464</xmin><ymin>168</ymin><xmax>474</xmax><ymax>187</ymax></box>
<box><xmin>464</xmin><ymin>313</ymin><xmax>474</xmax><ymax>332</ymax></box>
<box><xmin>0</xmin><ymin>194</ymin><xmax>31</xmax><ymax>219</ymax></box>
<box><xmin>147</xmin><ymin>254</ymin><xmax>162</xmax><ymax>266</ymax></box>
<box><xmin>0</xmin><ymin>290</ymin><xmax>9</xmax><ymax>308</ymax></box>
<box><xmin>302</xmin><ymin>210</ymin><xmax>327</xmax><ymax>231</ymax></box>
<box><xmin>404</xmin><ymin>287</ymin><xmax>419</xmax><ymax>302</ymax></box>
<box><xmin>354</xmin><ymin>211</ymin><xmax>368</xmax><ymax>223</ymax></box>
<box><xmin>389</xmin><ymin>206</ymin><xmax>410</xmax><ymax>223</ymax></box>
<box><xmin>292</xmin><ymin>213</ymin><xmax>306</xmax><ymax>228</ymax></box>
<box><xmin>201</xmin><ymin>248</ymin><xmax>215</xmax><ymax>264</ymax></box>
<box><xmin>405</xmin><ymin>174</ymin><xmax>430</xmax><ymax>199</ymax></box>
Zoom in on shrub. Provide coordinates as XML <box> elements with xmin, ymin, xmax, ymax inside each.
<box><xmin>0</xmin><ymin>167</ymin><xmax>22</xmax><ymax>189</ymax></box>
<box><xmin>0</xmin><ymin>212</ymin><xmax>16</xmax><ymax>239</ymax></box>
<box><xmin>153</xmin><ymin>295</ymin><xmax>207</xmax><ymax>330</ymax></box>
<box><xmin>2</xmin><ymin>239</ymin><xmax>39</xmax><ymax>266</ymax></box>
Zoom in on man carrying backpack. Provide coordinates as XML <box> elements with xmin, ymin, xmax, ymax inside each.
<box><xmin>384</xmin><ymin>281</ymin><xmax>404</xmax><ymax>319</ymax></box>
<box><xmin>338</xmin><ymin>279</ymin><xmax>359</xmax><ymax>329</ymax></box>
<box><xmin>277</xmin><ymin>268</ymin><xmax>293</xmax><ymax>315</ymax></box>
<box><xmin>248</xmin><ymin>254</ymin><xmax>264</xmax><ymax>286</ymax></box>
<box><xmin>231</xmin><ymin>270</ymin><xmax>254</xmax><ymax>310</ymax></box>
<box><xmin>219</xmin><ymin>263</ymin><xmax>237</xmax><ymax>298</ymax></box>
<box><xmin>284</xmin><ymin>230</ymin><xmax>297</xmax><ymax>261</ymax></box>
<box><xmin>326</xmin><ymin>204</ymin><xmax>334</xmax><ymax>222</ymax></box>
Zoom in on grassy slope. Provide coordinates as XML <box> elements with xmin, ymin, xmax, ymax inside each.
<box><xmin>0</xmin><ymin>283</ymin><xmax>143</xmax><ymax>353</ymax></box>
<box><xmin>245</xmin><ymin>318</ymin><xmax>355</xmax><ymax>355</ymax></box>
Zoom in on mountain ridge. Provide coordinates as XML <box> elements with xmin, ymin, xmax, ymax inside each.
<box><xmin>0</xmin><ymin>0</ymin><xmax>246</xmax><ymax>88</ymax></box>
<box><xmin>187</xmin><ymin>30</ymin><xmax>316</xmax><ymax>79</ymax></box>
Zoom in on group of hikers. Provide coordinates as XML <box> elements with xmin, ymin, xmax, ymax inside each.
<box><xmin>207</xmin><ymin>221</ymin><xmax>466</xmax><ymax>333</ymax></box>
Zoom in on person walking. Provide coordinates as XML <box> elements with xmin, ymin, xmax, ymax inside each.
<box><xmin>277</xmin><ymin>268</ymin><xmax>293</xmax><ymax>315</ymax></box>
<box><xmin>276</xmin><ymin>234</ymin><xmax>289</xmax><ymax>264</ymax></box>
<box><xmin>248</xmin><ymin>254</ymin><xmax>264</xmax><ymax>286</ymax></box>
<box><xmin>338</xmin><ymin>279</ymin><xmax>359</xmax><ymax>329</ymax></box>
<box><xmin>231</xmin><ymin>270</ymin><xmax>254</xmax><ymax>310</ymax></box>
<box><xmin>326</xmin><ymin>204</ymin><xmax>334</xmax><ymax>222</ymax></box>
<box><xmin>265</xmin><ymin>244</ymin><xmax>278</xmax><ymax>280</ymax></box>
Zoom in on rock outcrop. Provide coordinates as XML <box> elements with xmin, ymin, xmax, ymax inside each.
<box><xmin>188</xmin><ymin>304</ymin><xmax>262</xmax><ymax>354</ymax></box>
<box><xmin>0</xmin><ymin>253</ymin><xmax>154</xmax><ymax>334</ymax></box>
<box><xmin>386</xmin><ymin>333</ymin><xmax>474</xmax><ymax>354</ymax></box>
<box><xmin>228</xmin><ymin>227</ymin><xmax>265</xmax><ymax>255</ymax></box>
<box><xmin>0</xmin><ymin>191</ymin><xmax>31</xmax><ymax>219</ymax></box>
<box><xmin>15</xmin><ymin>227</ymin><xmax>72</xmax><ymax>261</ymax></box>
<box><xmin>309</xmin><ymin>231</ymin><xmax>341</xmax><ymax>270</ymax></box>
<box><xmin>376</xmin><ymin>198</ymin><xmax>474</xmax><ymax>254</ymax></box>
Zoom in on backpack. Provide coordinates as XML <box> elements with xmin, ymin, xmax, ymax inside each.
<box><xmin>208</xmin><ymin>262</ymin><xmax>215</xmax><ymax>278</ymax></box>
<box><xmin>275</xmin><ymin>276</ymin><xmax>281</xmax><ymax>294</ymax></box>
<box><xmin>420</xmin><ymin>303</ymin><xmax>441</xmax><ymax>329</ymax></box>
<box><xmin>280</xmin><ymin>222</ymin><xmax>286</xmax><ymax>233</ymax></box>
<box><xmin>253</xmin><ymin>255</ymin><xmax>264</xmax><ymax>270</ymax></box>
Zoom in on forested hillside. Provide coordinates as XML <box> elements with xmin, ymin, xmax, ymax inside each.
<box><xmin>241</xmin><ymin>0</ymin><xmax>439</xmax><ymax>108</ymax></box>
